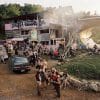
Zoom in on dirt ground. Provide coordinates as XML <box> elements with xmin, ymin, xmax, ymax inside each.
<box><xmin>0</xmin><ymin>60</ymin><xmax>100</xmax><ymax>100</ymax></box>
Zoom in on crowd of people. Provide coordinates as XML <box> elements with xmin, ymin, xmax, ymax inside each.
<box><xmin>2</xmin><ymin>39</ymin><xmax>69</xmax><ymax>98</ymax></box>
<box><xmin>35</xmin><ymin>63</ymin><xmax>69</xmax><ymax>98</ymax></box>
<box><xmin>4</xmin><ymin>40</ymin><xmax>60</xmax><ymax>59</ymax></box>
<box><xmin>1</xmin><ymin>39</ymin><xmax>100</xmax><ymax>98</ymax></box>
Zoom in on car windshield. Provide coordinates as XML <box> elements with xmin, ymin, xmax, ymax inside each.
<box><xmin>14</xmin><ymin>57</ymin><xmax>28</xmax><ymax>65</ymax></box>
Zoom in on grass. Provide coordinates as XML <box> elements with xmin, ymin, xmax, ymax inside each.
<box><xmin>56</xmin><ymin>54</ymin><xmax>100</xmax><ymax>80</ymax></box>
<box><xmin>92</xmin><ymin>26</ymin><xmax>100</xmax><ymax>43</ymax></box>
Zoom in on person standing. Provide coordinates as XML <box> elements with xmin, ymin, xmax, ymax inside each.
<box><xmin>53</xmin><ymin>48</ymin><xmax>59</xmax><ymax>59</ymax></box>
<box><xmin>35</xmin><ymin>69</ymin><xmax>46</xmax><ymax>96</ymax></box>
<box><xmin>7</xmin><ymin>43</ymin><xmax>13</xmax><ymax>57</ymax></box>
<box><xmin>36</xmin><ymin>58</ymin><xmax>42</xmax><ymax>69</ymax></box>
<box><xmin>31</xmin><ymin>51</ymin><xmax>36</xmax><ymax>66</ymax></box>
<box><xmin>35</xmin><ymin>70</ymin><xmax>42</xmax><ymax>96</ymax></box>
<box><xmin>28</xmin><ymin>49</ymin><xmax>33</xmax><ymax>66</ymax></box>
<box><xmin>42</xmin><ymin>59</ymin><xmax>48</xmax><ymax>72</ymax></box>
<box><xmin>0</xmin><ymin>50</ymin><xmax>5</xmax><ymax>63</ymax></box>
<box><xmin>51</xmin><ymin>71</ymin><xmax>61</xmax><ymax>98</ymax></box>
<box><xmin>49</xmin><ymin>47</ymin><xmax>53</xmax><ymax>58</ymax></box>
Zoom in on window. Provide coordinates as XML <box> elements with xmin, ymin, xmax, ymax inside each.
<box><xmin>41</xmin><ymin>41</ymin><xmax>45</xmax><ymax>45</ymax></box>
<box><xmin>54</xmin><ymin>40</ymin><xmax>56</xmax><ymax>45</ymax></box>
<box><xmin>51</xmin><ymin>40</ymin><xmax>53</xmax><ymax>45</ymax></box>
<box><xmin>14</xmin><ymin>57</ymin><xmax>28</xmax><ymax>65</ymax></box>
<box><xmin>45</xmin><ymin>41</ymin><xmax>49</xmax><ymax>45</ymax></box>
<box><xmin>21</xmin><ymin>31</ymin><xmax>24</xmax><ymax>35</ymax></box>
<box><xmin>55</xmin><ymin>30</ymin><xmax>59</xmax><ymax>38</ymax></box>
<box><xmin>40</xmin><ymin>29</ymin><xmax>49</xmax><ymax>34</ymax></box>
<box><xmin>41</xmin><ymin>41</ymin><xmax>49</xmax><ymax>45</ymax></box>
<box><xmin>55</xmin><ymin>33</ymin><xmax>59</xmax><ymax>38</ymax></box>
<box><xmin>25</xmin><ymin>30</ymin><xmax>29</xmax><ymax>35</ymax></box>
<box><xmin>21</xmin><ymin>30</ymin><xmax>29</xmax><ymax>35</ymax></box>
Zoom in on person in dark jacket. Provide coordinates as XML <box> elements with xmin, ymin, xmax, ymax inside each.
<box><xmin>35</xmin><ymin>69</ymin><xmax>46</xmax><ymax>96</ymax></box>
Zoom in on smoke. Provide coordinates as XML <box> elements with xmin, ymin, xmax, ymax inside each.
<box><xmin>41</xmin><ymin>6</ymin><xmax>84</xmax><ymax>58</ymax></box>
<box><xmin>43</xmin><ymin>6</ymin><xmax>72</xmax><ymax>25</ymax></box>
<box><xmin>42</xmin><ymin>6</ymin><xmax>82</xmax><ymax>30</ymax></box>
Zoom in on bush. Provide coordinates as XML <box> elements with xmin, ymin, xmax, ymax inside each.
<box><xmin>57</xmin><ymin>55</ymin><xmax>100</xmax><ymax>80</ymax></box>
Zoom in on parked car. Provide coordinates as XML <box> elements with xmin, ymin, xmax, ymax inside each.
<box><xmin>0</xmin><ymin>45</ymin><xmax>8</xmax><ymax>60</ymax></box>
<box><xmin>9</xmin><ymin>56</ymin><xmax>31</xmax><ymax>73</ymax></box>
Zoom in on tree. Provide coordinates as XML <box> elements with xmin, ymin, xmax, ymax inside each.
<box><xmin>21</xmin><ymin>4</ymin><xmax>43</xmax><ymax>15</ymax></box>
<box><xmin>0</xmin><ymin>4</ymin><xmax>8</xmax><ymax>18</ymax></box>
<box><xmin>63</xmin><ymin>18</ymin><xmax>81</xmax><ymax>58</ymax></box>
<box><xmin>0</xmin><ymin>4</ymin><xmax>44</xmax><ymax>18</ymax></box>
<box><xmin>6</xmin><ymin>4</ymin><xmax>21</xmax><ymax>17</ymax></box>
<box><xmin>0</xmin><ymin>16</ymin><xmax>5</xmax><ymax>39</ymax></box>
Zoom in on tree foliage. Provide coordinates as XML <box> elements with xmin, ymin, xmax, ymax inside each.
<box><xmin>21</xmin><ymin>4</ymin><xmax>43</xmax><ymax>15</ymax></box>
<box><xmin>0</xmin><ymin>3</ymin><xmax>44</xmax><ymax>18</ymax></box>
<box><xmin>7</xmin><ymin>4</ymin><xmax>21</xmax><ymax>17</ymax></box>
<box><xmin>0</xmin><ymin>4</ymin><xmax>7</xmax><ymax>18</ymax></box>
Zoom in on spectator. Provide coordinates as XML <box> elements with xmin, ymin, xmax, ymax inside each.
<box><xmin>53</xmin><ymin>48</ymin><xmax>59</xmax><ymax>58</ymax></box>
<box><xmin>42</xmin><ymin>59</ymin><xmax>48</xmax><ymax>72</ymax></box>
<box><xmin>0</xmin><ymin>51</ymin><xmax>5</xmax><ymax>63</ymax></box>
<box><xmin>49</xmin><ymin>47</ymin><xmax>53</xmax><ymax>58</ymax></box>
<box><xmin>35</xmin><ymin>69</ymin><xmax>46</xmax><ymax>96</ymax></box>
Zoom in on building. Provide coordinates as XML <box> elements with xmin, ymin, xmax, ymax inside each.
<box><xmin>4</xmin><ymin>11</ymin><xmax>67</xmax><ymax>49</ymax></box>
<box><xmin>4</xmin><ymin>13</ymin><xmax>42</xmax><ymax>40</ymax></box>
<box><xmin>38</xmin><ymin>23</ymin><xmax>65</xmax><ymax>49</ymax></box>
<box><xmin>4</xmin><ymin>6</ymin><xmax>75</xmax><ymax>48</ymax></box>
